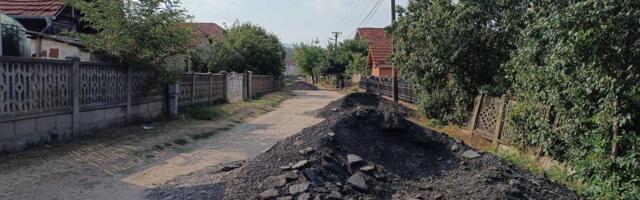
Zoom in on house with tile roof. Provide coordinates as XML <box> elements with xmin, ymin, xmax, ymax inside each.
<box><xmin>164</xmin><ymin>22</ymin><xmax>226</xmax><ymax>72</ymax></box>
<box><xmin>355</xmin><ymin>27</ymin><xmax>393</xmax><ymax>78</ymax></box>
<box><xmin>0</xmin><ymin>0</ymin><xmax>98</xmax><ymax>60</ymax></box>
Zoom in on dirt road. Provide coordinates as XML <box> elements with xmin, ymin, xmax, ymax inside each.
<box><xmin>0</xmin><ymin>90</ymin><xmax>342</xmax><ymax>200</ymax></box>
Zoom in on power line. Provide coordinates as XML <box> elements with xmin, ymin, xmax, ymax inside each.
<box><xmin>357</xmin><ymin>0</ymin><xmax>383</xmax><ymax>28</ymax></box>
<box><xmin>349</xmin><ymin>0</ymin><xmax>384</xmax><ymax>37</ymax></box>
<box><xmin>336</xmin><ymin>0</ymin><xmax>359</xmax><ymax>30</ymax></box>
<box><xmin>343</xmin><ymin>0</ymin><xmax>377</xmax><ymax>34</ymax></box>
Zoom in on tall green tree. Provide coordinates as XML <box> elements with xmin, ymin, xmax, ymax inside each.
<box><xmin>293</xmin><ymin>43</ymin><xmax>326</xmax><ymax>83</ymax></box>
<box><xmin>387</xmin><ymin>0</ymin><xmax>527</xmax><ymax>123</ymax></box>
<box><xmin>340</xmin><ymin>39</ymin><xmax>369</xmax><ymax>77</ymax></box>
<box><xmin>67</xmin><ymin>0</ymin><xmax>195</xmax><ymax>66</ymax></box>
<box><xmin>507</xmin><ymin>1</ymin><xmax>640</xmax><ymax>198</ymax></box>
<box><xmin>209</xmin><ymin>23</ymin><xmax>285</xmax><ymax>75</ymax></box>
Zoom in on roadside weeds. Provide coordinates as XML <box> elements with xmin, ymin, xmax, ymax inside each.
<box><xmin>415</xmin><ymin>117</ymin><xmax>587</xmax><ymax>196</ymax></box>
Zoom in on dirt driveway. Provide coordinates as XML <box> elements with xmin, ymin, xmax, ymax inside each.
<box><xmin>0</xmin><ymin>90</ymin><xmax>342</xmax><ymax>200</ymax></box>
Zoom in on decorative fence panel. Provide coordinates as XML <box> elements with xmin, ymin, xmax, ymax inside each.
<box><xmin>0</xmin><ymin>57</ymin><xmax>73</xmax><ymax>119</ymax></box>
<box><xmin>0</xmin><ymin>56</ymin><xmax>283</xmax><ymax>153</ymax></box>
<box><xmin>177</xmin><ymin>72</ymin><xmax>227</xmax><ymax>105</ymax></box>
<box><xmin>79</xmin><ymin>62</ymin><xmax>128</xmax><ymax>108</ymax></box>
<box><xmin>132</xmin><ymin>70</ymin><xmax>164</xmax><ymax>102</ymax></box>
<box><xmin>472</xmin><ymin>96</ymin><xmax>502</xmax><ymax>140</ymax></box>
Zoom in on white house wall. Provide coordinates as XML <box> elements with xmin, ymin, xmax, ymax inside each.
<box><xmin>29</xmin><ymin>38</ymin><xmax>92</xmax><ymax>61</ymax></box>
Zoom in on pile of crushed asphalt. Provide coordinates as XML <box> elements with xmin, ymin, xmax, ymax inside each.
<box><xmin>287</xmin><ymin>81</ymin><xmax>319</xmax><ymax>90</ymax></box>
<box><xmin>317</xmin><ymin>93</ymin><xmax>414</xmax><ymax>118</ymax></box>
<box><xmin>221</xmin><ymin>93</ymin><xmax>579</xmax><ymax>200</ymax></box>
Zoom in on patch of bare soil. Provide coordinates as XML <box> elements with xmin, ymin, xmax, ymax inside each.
<box><xmin>220</xmin><ymin>93</ymin><xmax>578</xmax><ymax>199</ymax></box>
<box><xmin>287</xmin><ymin>81</ymin><xmax>319</xmax><ymax>90</ymax></box>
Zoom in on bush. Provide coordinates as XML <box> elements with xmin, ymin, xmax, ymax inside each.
<box><xmin>210</xmin><ymin>22</ymin><xmax>285</xmax><ymax>75</ymax></box>
<box><xmin>506</xmin><ymin>1</ymin><xmax>640</xmax><ymax>198</ymax></box>
<box><xmin>387</xmin><ymin>0</ymin><xmax>526</xmax><ymax>123</ymax></box>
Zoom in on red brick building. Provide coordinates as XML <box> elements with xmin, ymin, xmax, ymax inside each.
<box><xmin>355</xmin><ymin>28</ymin><xmax>393</xmax><ymax>78</ymax></box>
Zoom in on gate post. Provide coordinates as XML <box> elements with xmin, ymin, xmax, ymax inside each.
<box><xmin>493</xmin><ymin>95</ymin><xmax>507</xmax><ymax>146</ymax></box>
<box><xmin>469</xmin><ymin>94</ymin><xmax>485</xmax><ymax>136</ymax></box>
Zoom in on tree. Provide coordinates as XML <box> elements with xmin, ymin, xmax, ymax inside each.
<box><xmin>293</xmin><ymin>42</ymin><xmax>326</xmax><ymax>83</ymax></box>
<box><xmin>387</xmin><ymin>0</ymin><xmax>527</xmax><ymax>123</ymax></box>
<box><xmin>67</xmin><ymin>0</ymin><xmax>195</xmax><ymax>66</ymax></box>
<box><xmin>209</xmin><ymin>23</ymin><xmax>285</xmax><ymax>75</ymax></box>
<box><xmin>340</xmin><ymin>39</ymin><xmax>369</xmax><ymax>77</ymax></box>
<box><xmin>507</xmin><ymin>1</ymin><xmax>640</xmax><ymax>198</ymax></box>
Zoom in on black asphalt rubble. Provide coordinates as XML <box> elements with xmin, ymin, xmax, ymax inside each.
<box><xmin>148</xmin><ymin>93</ymin><xmax>580</xmax><ymax>200</ymax></box>
<box><xmin>221</xmin><ymin>93</ymin><xmax>579</xmax><ymax>200</ymax></box>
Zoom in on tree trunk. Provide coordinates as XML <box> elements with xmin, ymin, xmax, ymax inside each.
<box><xmin>611</xmin><ymin>98</ymin><xmax>620</xmax><ymax>160</ymax></box>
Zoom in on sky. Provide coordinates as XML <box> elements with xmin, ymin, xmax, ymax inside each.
<box><xmin>181</xmin><ymin>0</ymin><xmax>409</xmax><ymax>46</ymax></box>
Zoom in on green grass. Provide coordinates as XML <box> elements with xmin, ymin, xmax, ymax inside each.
<box><xmin>493</xmin><ymin>147</ymin><xmax>586</xmax><ymax>195</ymax></box>
<box><xmin>181</xmin><ymin>105</ymin><xmax>227</xmax><ymax>120</ymax></box>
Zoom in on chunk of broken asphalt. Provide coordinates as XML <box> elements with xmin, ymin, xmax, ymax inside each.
<box><xmin>346</xmin><ymin>172</ymin><xmax>368</xmax><ymax>191</ymax></box>
<box><xmin>289</xmin><ymin>183</ymin><xmax>311</xmax><ymax>195</ymax></box>
<box><xmin>259</xmin><ymin>188</ymin><xmax>279</xmax><ymax>199</ymax></box>
<box><xmin>462</xmin><ymin>150</ymin><xmax>481</xmax><ymax>159</ymax></box>
<box><xmin>347</xmin><ymin>154</ymin><xmax>363</xmax><ymax>165</ymax></box>
<box><xmin>303</xmin><ymin>168</ymin><xmax>321</xmax><ymax>184</ymax></box>
<box><xmin>359</xmin><ymin>165</ymin><xmax>375</xmax><ymax>172</ymax></box>
<box><xmin>299</xmin><ymin>147</ymin><xmax>314</xmax><ymax>155</ymax></box>
<box><xmin>284</xmin><ymin>171</ymin><xmax>298</xmax><ymax>182</ymax></box>
<box><xmin>292</xmin><ymin>160</ymin><xmax>309</xmax><ymax>169</ymax></box>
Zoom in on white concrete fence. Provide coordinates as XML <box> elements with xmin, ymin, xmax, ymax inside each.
<box><xmin>0</xmin><ymin>56</ymin><xmax>282</xmax><ymax>153</ymax></box>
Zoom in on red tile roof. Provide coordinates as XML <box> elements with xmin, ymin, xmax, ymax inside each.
<box><xmin>0</xmin><ymin>0</ymin><xmax>66</xmax><ymax>17</ymax></box>
<box><xmin>357</xmin><ymin>28</ymin><xmax>393</xmax><ymax>68</ymax></box>
<box><xmin>185</xmin><ymin>23</ymin><xmax>224</xmax><ymax>41</ymax></box>
<box><xmin>356</xmin><ymin>27</ymin><xmax>390</xmax><ymax>45</ymax></box>
<box><xmin>369</xmin><ymin>42</ymin><xmax>392</xmax><ymax>68</ymax></box>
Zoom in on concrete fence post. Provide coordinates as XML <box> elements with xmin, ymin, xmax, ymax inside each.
<box><xmin>126</xmin><ymin>65</ymin><xmax>133</xmax><ymax>122</ymax></box>
<box><xmin>208</xmin><ymin>72</ymin><xmax>213</xmax><ymax>104</ymax></box>
<box><xmin>221</xmin><ymin>71</ymin><xmax>228</xmax><ymax>101</ymax></box>
<box><xmin>167</xmin><ymin>84</ymin><xmax>179</xmax><ymax>119</ymax></box>
<box><xmin>67</xmin><ymin>56</ymin><xmax>81</xmax><ymax>136</ymax></box>
<box><xmin>191</xmin><ymin>71</ymin><xmax>196</xmax><ymax>104</ymax></box>
<box><xmin>247</xmin><ymin>71</ymin><xmax>253</xmax><ymax>100</ymax></box>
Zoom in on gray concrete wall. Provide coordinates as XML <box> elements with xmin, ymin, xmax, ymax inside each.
<box><xmin>0</xmin><ymin>101</ymin><xmax>164</xmax><ymax>153</ymax></box>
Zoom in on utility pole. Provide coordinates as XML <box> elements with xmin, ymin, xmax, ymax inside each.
<box><xmin>330</xmin><ymin>31</ymin><xmax>342</xmax><ymax>48</ymax></box>
<box><xmin>330</xmin><ymin>31</ymin><xmax>343</xmax><ymax>89</ymax></box>
<box><xmin>391</xmin><ymin>0</ymin><xmax>399</xmax><ymax>103</ymax></box>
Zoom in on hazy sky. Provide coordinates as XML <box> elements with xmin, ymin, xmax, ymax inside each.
<box><xmin>182</xmin><ymin>0</ymin><xmax>409</xmax><ymax>45</ymax></box>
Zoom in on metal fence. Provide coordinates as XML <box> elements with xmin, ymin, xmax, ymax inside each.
<box><xmin>359</xmin><ymin>76</ymin><xmax>417</xmax><ymax>104</ymax></box>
